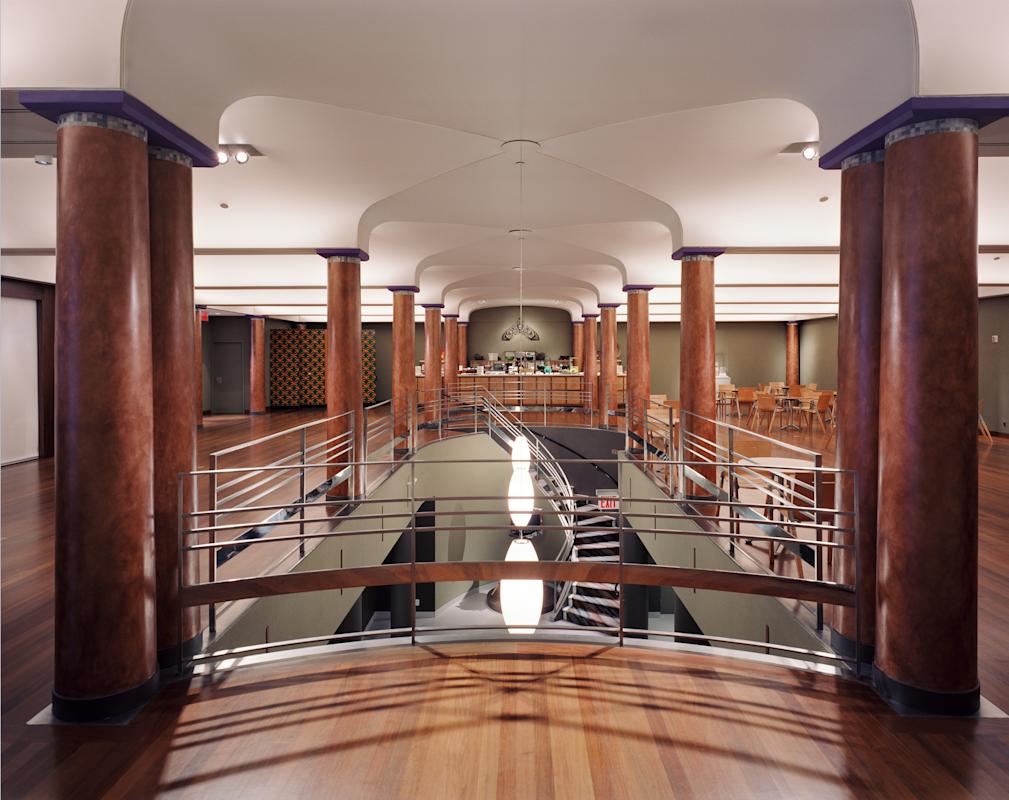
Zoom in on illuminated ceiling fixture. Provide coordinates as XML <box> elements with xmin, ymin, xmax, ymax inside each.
<box><xmin>511</xmin><ymin>435</ymin><xmax>531</xmax><ymax>471</ymax></box>
<box><xmin>234</xmin><ymin>149</ymin><xmax>250</xmax><ymax>164</ymax></box>
<box><xmin>502</xmin><ymin>147</ymin><xmax>541</xmax><ymax>342</ymax></box>
<box><xmin>216</xmin><ymin>151</ymin><xmax>229</xmax><ymax>165</ymax></box>
<box><xmin>801</xmin><ymin>144</ymin><xmax>818</xmax><ymax>160</ymax></box>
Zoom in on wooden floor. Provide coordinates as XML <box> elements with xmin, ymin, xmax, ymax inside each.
<box><xmin>3</xmin><ymin>409</ymin><xmax>1009</xmax><ymax>798</ymax></box>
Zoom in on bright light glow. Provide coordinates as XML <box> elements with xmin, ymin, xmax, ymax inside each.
<box><xmin>500</xmin><ymin>537</ymin><xmax>542</xmax><ymax>634</ymax></box>
<box><xmin>234</xmin><ymin>149</ymin><xmax>251</xmax><ymax>164</ymax></box>
<box><xmin>511</xmin><ymin>436</ymin><xmax>531</xmax><ymax>471</ymax></box>
<box><xmin>216</xmin><ymin>151</ymin><xmax>230</xmax><ymax>165</ymax></box>
<box><xmin>507</xmin><ymin>469</ymin><xmax>535</xmax><ymax>529</ymax></box>
<box><xmin>801</xmin><ymin>144</ymin><xmax>818</xmax><ymax>160</ymax></box>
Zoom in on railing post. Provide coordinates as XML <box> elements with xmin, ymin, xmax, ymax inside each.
<box><xmin>410</xmin><ymin>458</ymin><xmax>417</xmax><ymax>645</ymax></box>
<box><xmin>208</xmin><ymin>454</ymin><xmax>218</xmax><ymax>635</ymax></box>
<box><xmin>678</xmin><ymin>411</ymin><xmax>686</xmax><ymax>500</ymax></box>
<box><xmin>618</xmin><ymin>463</ymin><xmax>625</xmax><ymax>646</ymax></box>
<box><xmin>299</xmin><ymin>428</ymin><xmax>307</xmax><ymax>558</ymax></box>
<box><xmin>853</xmin><ymin>475</ymin><xmax>862</xmax><ymax>678</ymax></box>
<box><xmin>438</xmin><ymin>390</ymin><xmax>443</xmax><ymax>440</ymax></box>
<box><xmin>177</xmin><ymin>475</ymin><xmax>186</xmax><ymax>676</ymax></box>
<box><xmin>361</xmin><ymin>407</ymin><xmax>369</xmax><ymax>498</ymax></box>
<box><xmin>727</xmin><ymin>426</ymin><xmax>735</xmax><ymax>557</ymax></box>
<box><xmin>814</xmin><ymin>453</ymin><xmax>824</xmax><ymax>631</ymax></box>
<box><xmin>667</xmin><ymin>405</ymin><xmax>675</xmax><ymax>495</ymax></box>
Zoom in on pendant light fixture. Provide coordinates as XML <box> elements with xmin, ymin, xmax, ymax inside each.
<box><xmin>502</xmin><ymin>146</ymin><xmax>540</xmax><ymax>342</ymax></box>
<box><xmin>500</xmin><ymin>434</ymin><xmax>542</xmax><ymax>633</ymax></box>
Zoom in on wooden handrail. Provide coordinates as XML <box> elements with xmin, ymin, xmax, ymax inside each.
<box><xmin>181</xmin><ymin>560</ymin><xmax>854</xmax><ymax>608</ymax></box>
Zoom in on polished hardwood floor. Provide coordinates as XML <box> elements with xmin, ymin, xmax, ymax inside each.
<box><xmin>3</xmin><ymin>409</ymin><xmax>1009</xmax><ymax>798</ymax></box>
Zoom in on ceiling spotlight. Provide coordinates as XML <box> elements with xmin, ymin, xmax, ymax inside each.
<box><xmin>818</xmin><ymin>196</ymin><xmax>829</xmax><ymax>203</ymax></box>
<box><xmin>216</xmin><ymin>151</ymin><xmax>230</xmax><ymax>165</ymax></box>
<box><xmin>234</xmin><ymin>149</ymin><xmax>250</xmax><ymax>164</ymax></box>
<box><xmin>801</xmin><ymin>144</ymin><xmax>818</xmax><ymax>160</ymax></box>
<box><xmin>219</xmin><ymin>202</ymin><xmax>230</xmax><ymax>209</ymax></box>
<box><xmin>33</xmin><ymin>155</ymin><xmax>53</xmax><ymax>166</ymax></box>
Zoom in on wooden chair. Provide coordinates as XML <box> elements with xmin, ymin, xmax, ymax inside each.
<box><xmin>737</xmin><ymin>388</ymin><xmax>756</xmax><ymax>423</ymax></box>
<box><xmin>805</xmin><ymin>383</ymin><xmax>817</xmax><ymax>391</ymax></box>
<box><xmin>716</xmin><ymin>385</ymin><xmax>737</xmax><ymax>418</ymax></box>
<box><xmin>750</xmin><ymin>393</ymin><xmax>780</xmax><ymax>433</ymax></box>
<box><xmin>979</xmin><ymin>400</ymin><xmax>994</xmax><ymax>445</ymax></box>
<box><xmin>796</xmin><ymin>392</ymin><xmax>831</xmax><ymax>434</ymax></box>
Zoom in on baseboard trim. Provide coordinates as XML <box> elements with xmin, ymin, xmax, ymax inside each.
<box><xmin>51</xmin><ymin>671</ymin><xmax>159</xmax><ymax>723</ymax></box>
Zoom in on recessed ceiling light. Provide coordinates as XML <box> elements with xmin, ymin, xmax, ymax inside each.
<box><xmin>818</xmin><ymin>196</ymin><xmax>829</xmax><ymax>203</ymax></box>
<box><xmin>234</xmin><ymin>150</ymin><xmax>250</xmax><ymax>164</ymax></box>
<box><xmin>996</xmin><ymin>256</ymin><xmax>1002</xmax><ymax>261</ymax></box>
<box><xmin>216</xmin><ymin>151</ymin><xmax>229</xmax><ymax>165</ymax></box>
<box><xmin>801</xmin><ymin>145</ymin><xmax>818</xmax><ymax>160</ymax></box>
<box><xmin>33</xmin><ymin>155</ymin><xmax>53</xmax><ymax>166</ymax></box>
<box><xmin>219</xmin><ymin>202</ymin><xmax>229</xmax><ymax>209</ymax></box>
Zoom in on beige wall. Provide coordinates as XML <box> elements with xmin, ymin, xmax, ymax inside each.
<box><xmin>980</xmin><ymin>295</ymin><xmax>1009</xmax><ymax>435</ymax></box>
<box><xmin>466</xmin><ymin>306</ymin><xmax>573</xmax><ymax>360</ymax></box>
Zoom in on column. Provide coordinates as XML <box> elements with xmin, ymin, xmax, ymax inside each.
<box><xmin>249</xmin><ymin>316</ymin><xmax>266</xmax><ymax>414</ymax></box>
<box><xmin>194</xmin><ymin>307</ymin><xmax>204</xmax><ymax>428</ymax></box>
<box><xmin>149</xmin><ymin>145</ymin><xmax>200</xmax><ymax>667</ymax></box>
<box><xmin>582</xmin><ymin>314</ymin><xmax>598</xmax><ymax>415</ymax></box>
<box><xmin>319</xmin><ymin>248</ymin><xmax>368</xmax><ymax>500</ymax></box>
<box><xmin>422</xmin><ymin>304</ymin><xmax>443</xmax><ymax>416</ymax></box>
<box><xmin>785</xmin><ymin>322</ymin><xmax>800</xmax><ymax>385</ymax></box>
<box><xmin>572</xmin><ymin>320</ymin><xmax>585</xmax><ymax>371</ymax></box>
<box><xmin>874</xmin><ymin>118</ymin><xmax>980</xmax><ymax>714</ymax></box>
<box><xmin>599</xmin><ymin>304</ymin><xmax>619</xmax><ymax>424</ymax></box>
<box><xmin>675</xmin><ymin>249</ymin><xmax>722</xmax><ymax>500</ymax></box>
<box><xmin>624</xmin><ymin>286</ymin><xmax>652</xmax><ymax>448</ymax></box>
<box><xmin>458</xmin><ymin>321</ymin><xmax>468</xmax><ymax>372</ymax></box>
<box><xmin>52</xmin><ymin>111</ymin><xmax>157</xmax><ymax>720</ymax></box>
<box><xmin>390</xmin><ymin>286</ymin><xmax>418</xmax><ymax>447</ymax></box>
<box><xmin>830</xmin><ymin>150</ymin><xmax>885</xmax><ymax>664</ymax></box>
<box><xmin>443</xmin><ymin>314</ymin><xmax>459</xmax><ymax>395</ymax></box>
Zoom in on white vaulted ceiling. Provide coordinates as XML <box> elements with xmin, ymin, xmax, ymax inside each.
<box><xmin>1</xmin><ymin>0</ymin><xmax>1007</xmax><ymax>323</ymax></box>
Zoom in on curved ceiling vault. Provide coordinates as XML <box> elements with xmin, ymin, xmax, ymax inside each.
<box><xmin>2</xmin><ymin>0</ymin><xmax>1007</xmax><ymax>322</ymax></box>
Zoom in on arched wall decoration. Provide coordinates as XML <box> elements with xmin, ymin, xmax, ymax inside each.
<box><xmin>501</xmin><ymin>320</ymin><xmax>540</xmax><ymax>341</ymax></box>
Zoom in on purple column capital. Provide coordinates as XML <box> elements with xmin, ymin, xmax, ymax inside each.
<box><xmin>317</xmin><ymin>248</ymin><xmax>370</xmax><ymax>262</ymax></box>
<box><xmin>672</xmin><ymin>247</ymin><xmax>725</xmax><ymax>261</ymax></box>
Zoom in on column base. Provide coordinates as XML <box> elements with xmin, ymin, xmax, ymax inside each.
<box><xmin>157</xmin><ymin>631</ymin><xmax>205</xmax><ymax>670</ymax></box>
<box><xmin>829</xmin><ymin>627</ymin><xmax>874</xmax><ymax>673</ymax></box>
<box><xmin>52</xmin><ymin>671</ymin><xmax>159</xmax><ymax>723</ymax></box>
<box><xmin>872</xmin><ymin>666</ymin><xmax>979</xmax><ymax>716</ymax></box>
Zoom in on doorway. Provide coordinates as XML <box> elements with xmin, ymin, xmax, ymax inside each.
<box><xmin>211</xmin><ymin>341</ymin><xmax>247</xmax><ymax>414</ymax></box>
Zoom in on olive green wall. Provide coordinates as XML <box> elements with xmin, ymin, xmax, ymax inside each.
<box><xmin>798</xmin><ymin>317</ymin><xmax>839</xmax><ymax>390</ymax></box>
<box><xmin>465</xmin><ymin>306</ymin><xmax>573</xmax><ymax>360</ymax></box>
<box><xmin>617</xmin><ymin>321</ymin><xmax>789</xmax><ymax>398</ymax></box>
<box><xmin>980</xmin><ymin>295</ymin><xmax>1009</xmax><ymax>435</ymax></box>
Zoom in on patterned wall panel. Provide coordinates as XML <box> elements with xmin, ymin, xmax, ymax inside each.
<box><xmin>269</xmin><ymin>327</ymin><xmax>378</xmax><ymax>407</ymax></box>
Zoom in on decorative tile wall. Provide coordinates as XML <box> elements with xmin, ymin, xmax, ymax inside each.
<box><xmin>269</xmin><ymin>328</ymin><xmax>377</xmax><ymax>407</ymax></box>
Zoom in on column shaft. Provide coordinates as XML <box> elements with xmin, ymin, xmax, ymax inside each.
<box><xmin>249</xmin><ymin>317</ymin><xmax>266</xmax><ymax>414</ymax></box>
<box><xmin>423</xmin><ymin>306</ymin><xmax>443</xmax><ymax>415</ymax></box>
<box><xmin>680</xmin><ymin>261</ymin><xmax>716</xmax><ymax>496</ymax></box>
<box><xmin>53</xmin><ymin>116</ymin><xmax>157</xmax><ymax>719</ymax></box>
<box><xmin>194</xmin><ymin>308</ymin><xmax>203</xmax><ymax>427</ymax></box>
<box><xmin>583</xmin><ymin>316</ymin><xmax>598</xmax><ymax>412</ymax></box>
<box><xmin>444</xmin><ymin>317</ymin><xmax>459</xmax><ymax>395</ymax></box>
<box><xmin>572</xmin><ymin>321</ymin><xmax>585</xmax><ymax>371</ymax></box>
<box><xmin>875</xmin><ymin>121</ymin><xmax>979</xmax><ymax>713</ymax></box>
<box><xmin>327</xmin><ymin>258</ymin><xmax>363</xmax><ymax>498</ymax></box>
<box><xmin>785</xmin><ymin>322</ymin><xmax>800</xmax><ymax>385</ymax></box>
<box><xmin>625</xmin><ymin>289</ymin><xmax>651</xmax><ymax>445</ymax></box>
<box><xmin>149</xmin><ymin>149</ymin><xmax>200</xmax><ymax>664</ymax></box>
<box><xmin>458</xmin><ymin>323</ymin><xmax>468</xmax><ymax>372</ymax></box>
<box><xmin>832</xmin><ymin>153</ymin><xmax>884</xmax><ymax>660</ymax></box>
<box><xmin>392</xmin><ymin>290</ymin><xmax>416</xmax><ymax>443</ymax></box>
<box><xmin>599</xmin><ymin>307</ymin><xmax>618</xmax><ymax>421</ymax></box>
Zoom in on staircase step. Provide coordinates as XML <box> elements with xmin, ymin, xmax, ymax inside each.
<box><xmin>570</xmin><ymin>593</ymin><xmax>619</xmax><ymax>609</ymax></box>
<box><xmin>574</xmin><ymin>553</ymin><xmax>620</xmax><ymax>562</ymax></box>
<box><xmin>575</xmin><ymin>582</ymin><xmax>619</xmax><ymax>592</ymax></box>
<box><xmin>574</xmin><ymin>541</ymin><xmax>620</xmax><ymax>551</ymax></box>
<box><xmin>575</xmin><ymin>515</ymin><xmax>614</xmax><ymax>527</ymax></box>
<box><xmin>563</xmin><ymin>606</ymin><xmax>618</xmax><ymax>627</ymax></box>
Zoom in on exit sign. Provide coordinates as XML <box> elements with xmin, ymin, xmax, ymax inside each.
<box><xmin>596</xmin><ymin>491</ymin><xmax>619</xmax><ymax>511</ymax></box>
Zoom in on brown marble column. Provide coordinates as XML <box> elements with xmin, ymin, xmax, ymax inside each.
<box><xmin>443</xmin><ymin>314</ymin><xmax>459</xmax><ymax>395</ymax></box>
<box><xmin>458</xmin><ymin>321</ymin><xmax>468</xmax><ymax>372</ymax></box>
<box><xmin>831</xmin><ymin>150</ymin><xmax>885</xmax><ymax>663</ymax></box>
<box><xmin>624</xmin><ymin>286</ymin><xmax>652</xmax><ymax>448</ymax></box>
<box><xmin>390</xmin><ymin>286</ymin><xmax>418</xmax><ymax>445</ymax></box>
<box><xmin>676</xmin><ymin>250</ymin><xmax>721</xmax><ymax>499</ymax></box>
<box><xmin>249</xmin><ymin>316</ymin><xmax>267</xmax><ymax>414</ymax></box>
<box><xmin>320</xmin><ymin>249</ymin><xmax>368</xmax><ymax>500</ymax></box>
<box><xmin>599</xmin><ymin>304</ymin><xmax>619</xmax><ymax>424</ymax></box>
<box><xmin>423</xmin><ymin>304</ymin><xmax>443</xmax><ymax>419</ymax></box>
<box><xmin>194</xmin><ymin>307</ymin><xmax>204</xmax><ymax>427</ymax></box>
<box><xmin>785</xmin><ymin>322</ymin><xmax>800</xmax><ymax>385</ymax></box>
<box><xmin>874</xmin><ymin>119</ymin><xmax>980</xmax><ymax>714</ymax></box>
<box><xmin>572</xmin><ymin>320</ymin><xmax>584</xmax><ymax>371</ymax></box>
<box><xmin>52</xmin><ymin>112</ymin><xmax>157</xmax><ymax>720</ymax></box>
<box><xmin>583</xmin><ymin>315</ymin><xmax>598</xmax><ymax>412</ymax></box>
<box><xmin>148</xmin><ymin>146</ymin><xmax>200</xmax><ymax>666</ymax></box>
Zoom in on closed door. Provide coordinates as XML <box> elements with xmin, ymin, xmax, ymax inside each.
<box><xmin>1</xmin><ymin>296</ymin><xmax>39</xmax><ymax>464</ymax></box>
<box><xmin>211</xmin><ymin>341</ymin><xmax>246</xmax><ymax>414</ymax></box>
